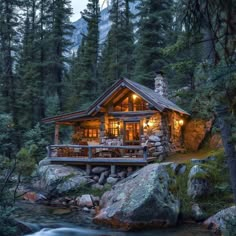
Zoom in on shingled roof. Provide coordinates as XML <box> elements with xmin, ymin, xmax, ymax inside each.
<box><xmin>42</xmin><ymin>78</ymin><xmax>189</xmax><ymax>123</ymax></box>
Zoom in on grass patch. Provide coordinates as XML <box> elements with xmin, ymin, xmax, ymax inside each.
<box><xmin>166</xmin><ymin>149</ymin><xmax>234</xmax><ymax>218</ymax></box>
<box><xmin>167</xmin><ymin>163</ymin><xmax>192</xmax><ymax>218</ymax></box>
<box><xmin>167</xmin><ymin>148</ymin><xmax>224</xmax><ymax>164</ymax></box>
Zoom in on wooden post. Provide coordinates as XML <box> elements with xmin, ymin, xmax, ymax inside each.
<box><xmin>86</xmin><ymin>164</ymin><xmax>91</xmax><ymax>175</ymax></box>
<box><xmin>111</xmin><ymin>165</ymin><xmax>116</xmax><ymax>176</ymax></box>
<box><xmin>47</xmin><ymin>145</ymin><xmax>51</xmax><ymax>158</ymax></box>
<box><xmin>54</xmin><ymin>124</ymin><xmax>60</xmax><ymax>145</ymax></box>
<box><xmin>88</xmin><ymin>146</ymin><xmax>92</xmax><ymax>159</ymax></box>
<box><xmin>143</xmin><ymin>146</ymin><xmax>147</xmax><ymax>160</ymax></box>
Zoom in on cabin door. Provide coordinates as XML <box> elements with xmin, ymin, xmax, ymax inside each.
<box><xmin>124</xmin><ymin>122</ymin><xmax>140</xmax><ymax>145</ymax></box>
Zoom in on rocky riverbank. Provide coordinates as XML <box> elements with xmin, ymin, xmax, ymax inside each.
<box><xmin>17</xmin><ymin>151</ymin><xmax>236</xmax><ymax>235</ymax></box>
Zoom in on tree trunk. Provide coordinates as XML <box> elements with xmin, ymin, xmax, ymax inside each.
<box><xmin>215</xmin><ymin>105</ymin><xmax>236</xmax><ymax>203</ymax></box>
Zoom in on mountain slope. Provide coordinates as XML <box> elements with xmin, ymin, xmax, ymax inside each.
<box><xmin>71</xmin><ymin>2</ymin><xmax>139</xmax><ymax>51</ymax></box>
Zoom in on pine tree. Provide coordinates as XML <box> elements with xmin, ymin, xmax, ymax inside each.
<box><xmin>99</xmin><ymin>0</ymin><xmax>134</xmax><ymax>90</ymax></box>
<box><xmin>47</xmin><ymin>0</ymin><xmax>74</xmax><ymax>111</ymax></box>
<box><xmin>65</xmin><ymin>38</ymin><xmax>86</xmax><ymax>111</ymax></box>
<box><xmin>0</xmin><ymin>0</ymin><xmax>20</xmax><ymax>120</ymax></box>
<box><xmin>133</xmin><ymin>0</ymin><xmax>174</xmax><ymax>87</ymax></box>
<box><xmin>16</xmin><ymin>0</ymin><xmax>40</xmax><ymax>130</ymax></box>
<box><xmin>77</xmin><ymin>0</ymin><xmax>100</xmax><ymax>106</ymax></box>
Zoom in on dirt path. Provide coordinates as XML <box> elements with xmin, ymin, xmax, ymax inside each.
<box><xmin>165</xmin><ymin>148</ymin><xmax>223</xmax><ymax>164</ymax></box>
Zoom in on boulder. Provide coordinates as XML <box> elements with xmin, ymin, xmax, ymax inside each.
<box><xmin>204</xmin><ymin>206</ymin><xmax>236</xmax><ymax>234</ymax></box>
<box><xmin>38</xmin><ymin>165</ymin><xmax>89</xmax><ymax>194</ymax></box>
<box><xmin>93</xmin><ymin>175</ymin><xmax>100</xmax><ymax>182</ymax></box>
<box><xmin>92</xmin><ymin>167</ymin><xmax>108</xmax><ymax>174</ymax></box>
<box><xmin>156</xmin><ymin>146</ymin><xmax>164</xmax><ymax>152</ymax></box>
<box><xmin>94</xmin><ymin>164</ymin><xmax>180</xmax><ymax>230</ymax></box>
<box><xmin>178</xmin><ymin>165</ymin><xmax>187</xmax><ymax>175</ymax></box>
<box><xmin>91</xmin><ymin>195</ymin><xmax>100</xmax><ymax>206</ymax></box>
<box><xmin>170</xmin><ymin>163</ymin><xmax>186</xmax><ymax>175</ymax></box>
<box><xmin>38</xmin><ymin>158</ymin><xmax>51</xmax><ymax>167</ymax></box>
<box><xmin>149</xmin><ymin>135</ymin><xmax>161</xmax><ymax>142</ymax></box>
<box><xmin>206</xmin><ymin>156</ymin><xmax>216</xmax><ymax>161</ymax></box>
<box><xmin>79</xmin><ymin>194</ymin><xmax>94</xmax><ymax>208</ymax></box>
<box><xmin>106</xmin><ymin>177</ymin><xmax>119</xmax><ymax>185</ymax></box>
<box><xmin>156</xmin><ymin>131</ymin><xmax>163</xmax><ymax>137</ymax></box>
<box><xmin>191</xmin><ymin>203</ymin><xmax>207</xmax><ymax>222</ymax></box>
<box><xmin>117</xmin><ymin>171</ymin><xmax>126</xmax><ymax>178</ymax></box>
<box><xmin>184</xmin><ymin>119</ymin><xmax>213</xmax><ymax>151</ymax></box>
<box><xmin>191</xmin><ymin>156</ymin><xmax>217</xmax><ymax>165</ymax></box>
<box><xmin>187</xmin><ymin>165</ymin><xmax>212</xmax><ymax>199</ymax></box>
<box><xmin>98</xmin><ymin>172</ymin><xmax>107</xmax><ymax>185</ymax></box>
<box><xmin>152</xmin><ymin>152</ymin><xmax>162</xmax><ymax>157</ymax></box>
<box><xmin>155</xmin><ymin>142</ymin><xmax>162</xmax><ymax>147</ymax></box>
<box><xmin>23</xmin><ymin>192</ymin><xmax>47</xmax><ymax>202</ymax></box>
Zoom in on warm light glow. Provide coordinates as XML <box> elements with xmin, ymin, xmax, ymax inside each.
<box><xmin>116</xmin><ymin>121</ymin><xmax>120</xmax><ymax>128</ymax></box>
<box><xmin>148</xmin><ymin>121</ymin><xmax>153</xmax><ymax>127</ymax></box>
<box><xmin>179</xmin><ymin>119</ymin><xmax>184</xmax><ymax>126</ymax></box>
<box><xmin>144</xmin><ymin>119</ymin><xmax>153</xmax><ymax>128</ymax></box>
<box><xmin>133</xmin><ymin>94</ymin><xmax>137</xmax><ymax>100</ymax></box>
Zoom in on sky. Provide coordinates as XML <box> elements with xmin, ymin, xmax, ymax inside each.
<box><xmin>70</xmin><ymin>0</ymin><xmax>107</xmax><ymax>22</ymax></box>
<box><xmin>70</xmin><ymin>0</ymin><xmax>88</xmax><ymax>22</ymax></box>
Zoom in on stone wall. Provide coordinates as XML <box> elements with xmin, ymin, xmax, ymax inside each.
<box><xmin>141</xmin><ymin>111</ymin><xmax>186</xmax><ymax>159</ymax></box>
<box><xmin>141</xmin><ymin>112</ymin><xmax>171</xmax><ymax>160</ymax></box>
<box><xmin>169</xmin><ymin>112</ymin><xmax>184</xmax><ymax>151</ymax></box>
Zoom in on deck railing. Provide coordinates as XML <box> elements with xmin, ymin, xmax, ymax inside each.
<box><xmin>47</xmin><ymin>144</ymin><xmax>148</xmax><ymax>160</ymax></box>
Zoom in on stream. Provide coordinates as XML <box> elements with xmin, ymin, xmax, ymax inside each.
<box><xmin>14</xmin><ymin>202</ymin><xmax>214</xmax><ymax>236</ymax></box>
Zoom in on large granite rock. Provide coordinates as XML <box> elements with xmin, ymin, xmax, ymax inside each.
<box><xmin>204</xmin><ymin>206</ymin><xmax>236</xmax><ymax>234</ymax></box>
<box><xmin>94</xmin><ymin>164</ymin><xmax>180</xmax><ymax>230</ymax></box>
<box><xmin>37</xmin><ymin>165</ymin><xmax>90</xmax><ymax>194</ymax></box>
<box><xmin>187</xmin><ymin>165</ymin><xmax>212</xmax><ymax>199</ymax></box>
<box><xmin>184</xmin><ymin>119</ymin><xmax>212</xmax><ymax>151</ymax></box>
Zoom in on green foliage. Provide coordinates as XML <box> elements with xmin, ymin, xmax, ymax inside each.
<box><xmin>66</xmin><ymin>183</ymin><xmax>112</xmax><ymax>198</ymax></box>
<box><xmin>0</xmin><ymin>207</ymin><xmax>17</xmax><ymax>236</ymax></box>
<box><xmin>197</xmin><ymin>152</ymin><xmax>233</xmax><ymax>215</ymax></box>
<box><xmin>167</xmin><ymin>163</ymin><xmax>192</xmax><ymax>218</ymax></box>
<box><xmin>99</xmin><ymin>0</ymin><xmax>135</xmax><ymax>89</ymax></box>
<box><xmin>22</xmin><ymin>123</ymin><xmax>49</xmax><ymax>162</ymax></box>
<box><xmin>133</xmin><ymin>0</ymin><xmax>174</xmax><ymax>86</ymax></box>
<box><xmin>0</xmin><ymin>114</ymin><xmax>17</xmax><ymax>157</ymax></box>
<box><xmin>167</xmin><ymin>150</ymin><xmax>233</xmax><ymax>217</ymax></box>
<box><xmin>70</xmin><ymin>0</ymin><xmax>100</xmax><ymax>106</ymax></box>
<box><xmin>16</xmin><ymin>146</ymin><xmax>36</xmax><ymax>176</ymax></box>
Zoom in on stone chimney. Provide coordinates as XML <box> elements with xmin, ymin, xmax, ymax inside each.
<box><xmin>154</xmin><ymin>71</ymin><xmax>168</xmax><ymax>97</ymax></box>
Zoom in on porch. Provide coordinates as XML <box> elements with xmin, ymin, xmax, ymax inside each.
<box><xmin>47</xmin><ymin>144</ymin><xmax>156</xmax><ymax>167</ymax></box>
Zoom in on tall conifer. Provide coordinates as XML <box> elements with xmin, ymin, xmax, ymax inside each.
<box><xmin>133</xmin><ymin>0</ymin><xmax>174</xmax><ymax>87</ymax></box>
<box><xmin>99</xmin><ymin>0</ymin><xmax>134</xmax><ymax>89</ymax></box>
<box><xmin>77</xmin><ymin>0</ymin><xmax>100</xmax><ymax>106</ymax></box>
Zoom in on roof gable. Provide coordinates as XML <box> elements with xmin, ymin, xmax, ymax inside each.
<box><xmin>42</xmin><ymin>78</ymin><xmax>189</xmax><ymax>123</ymax></box>
<box><xmin>87</xmin><ymin>78</ymin><xmax>189</xmax><ymax>116</ymax></box>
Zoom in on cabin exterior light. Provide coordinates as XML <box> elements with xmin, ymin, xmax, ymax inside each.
<box><xmin>179</xmin><ymin>119</ymin><xmax>184</xmax><ymax>126</ymax></box>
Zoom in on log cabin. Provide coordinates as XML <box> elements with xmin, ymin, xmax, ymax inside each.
<box><xmin>43</xmin><ymin>73</ymin><xmax>189</xmax><ymax>169</ymax></box>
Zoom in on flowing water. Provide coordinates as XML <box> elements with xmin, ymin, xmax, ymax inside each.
<box><xmin>14</xmin><ymin>202</ymin><xmax>214</xmax><ymax>236</ymax></box>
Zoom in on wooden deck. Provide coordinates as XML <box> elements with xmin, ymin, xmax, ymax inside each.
<box><xmin>47</xmin><ymin>144</ymin><xmax>156</xmax><ymax>166</ymax></box>
<box><xmin>49</xmin><ymin>157</ymin><xmax>156</xmax><ymax>166</ymax></box>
